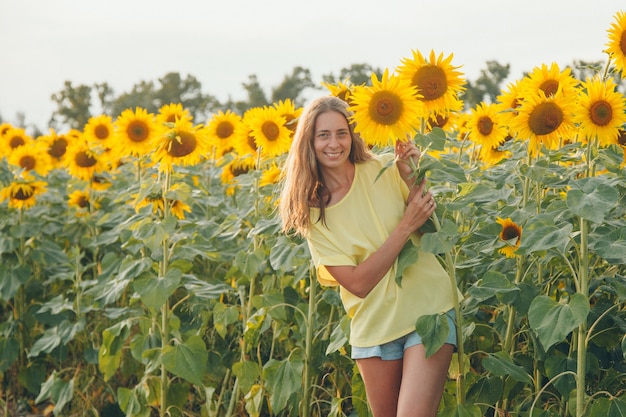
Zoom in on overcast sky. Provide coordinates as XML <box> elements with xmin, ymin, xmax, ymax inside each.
<box><xmin>0</xmin><ymin>0</ymin><xmax>622</xmax><ymax>131</ymax></box>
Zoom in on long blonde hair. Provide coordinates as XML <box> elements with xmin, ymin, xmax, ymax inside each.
<box><xmin>278</xmin><ymin>96</ymin><xmax>372</xmax><ymax>237</ymax></box>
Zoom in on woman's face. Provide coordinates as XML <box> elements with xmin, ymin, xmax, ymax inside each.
<box><xmin>313</xmin><ymin>111</ymin><xmax>352</xmax><ymax>171</ymax></box>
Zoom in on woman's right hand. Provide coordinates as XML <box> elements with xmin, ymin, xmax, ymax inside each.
<box><xmin>400</xmin><ymin>179</ymin><xmax>436</xmax><ymax>233</ymax></box>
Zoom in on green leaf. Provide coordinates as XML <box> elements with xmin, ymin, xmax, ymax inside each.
<box><xmin>98</xmin><ymin>321</ymin><xmax>131</xmax><ymax>381</ymax></box>
<box><xmin>395</xmin><ymin>240</ymin><xmax>419</xmax><ymax>287</ymax></box>
<box><xmin>0</xmin><ymin>337</ymin><xmax>19</xmax><ymax>372</ymax></box>
<box><xmin>133</xmin><ymin>267</ymin><xmax>182</xmax><ymax>310</ymax></box>
<box><xmin>232</xmin><ymin>360</ymin><xmax>262</xmax><ymax>394</ymax></box>
<box><xmin>326</xmin><ymin>315</ymin><xmax>350</xmax><ymax>355</ymax></box>
<box><xmin>439</xmin><ymin>403</ymin><xmax>483</xmax><ymax>417</ymax></box>
<box><xmin>420</xmin><ymin>218</ymin><xmax>458</xmax><ymax>254</ymax></box>
<box><xmin>528</xmin><ymin>294</ymin><xmax>590</xmax><ymax>351</ymax></box>
<box><xmin>263</xmin><ymin>353</ymin><xmax>304</xmax><ymax>412</ymax></box>
<box><xmin>35</xmin><ymin>373</ymin><xmax>75</xmax><ymax>416</ymax></box>
<box><xmin>482</xmin><ymin>351</ymin><xmax>533</xmax><ymax>384</ymax></box>
<box><xmin>466</xmin><ymin>375</ymin><xmax>504</xmax><ymax>405</ymax></box>
<box><xmin>587</xmin><ymin>395</ymin><xmax>626</xmax><ymax>417</ymax></box>
<box><xmin>467</xmin><ymin>270</ymin><xmax>520</xmax><ymax>304</ymax></box>
<box><xmin>0</xmin><ymin>264</ymin><xmax>31</xmax><ymax>302</ymax></box>
<box><xmin>415</xmin><ymin>313</ymin><xmax>449</xmax><ymax>358</ymax></box>
<box><xmin>162</xmin><ymin>335</ymin><xmax>208</xmax><ymax>386</ymax></box>
<box><xmin>269</xmin><ymin>236</ymin><xmax>308</xmax><ymax>273</ymax></box>
<box><xmin>518</xmin><ymin>220</ymin><xmax>573</xmax><ymax>254</ymax></box>
<box><xmin>28</xmin><ymin>319</ymin><xmax>85</xmax><ymax>358</ymax></box>
<box><xmin>566</xmin><ymin>177</ymin><xmax>619</xmax><ymax>223</ymax></box>
<box><xmin>589</xmin><ymin>227</ymin><xmax>626</xmax><ymax>264</ymax></box>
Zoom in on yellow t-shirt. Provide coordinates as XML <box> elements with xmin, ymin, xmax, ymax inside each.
<box><xmin>307</xmin><ymin>153</ymin><xmax>458</xmax><ymax>348</ymax></box>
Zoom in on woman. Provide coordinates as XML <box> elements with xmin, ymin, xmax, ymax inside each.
<box><xmin>279</xmin><ymin>95</ymin><xmax>459</xmax><ymax>417</ymax></box>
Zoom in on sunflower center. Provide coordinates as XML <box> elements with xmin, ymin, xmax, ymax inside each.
<box><xmin>217</xmin><ymin>121</ymin><xmax>234</xmax><ymax>139</ymax></box>
<box><xmin>14</xmin><ymin>187</ymin><xmax>34</xmax><ymax>200</ymax></box>
<box><xmin>166</xmin><ymin>114</ymin><xmax>177</xmax><ymax>123</ymax></box>
<box><xmin>621</xmin><ymin>30</ymin><xmax>626</xmax><ymax>55</ymax></box>
<box><xmin>589</xmin><ymin>100</ymin><xmax>612</xmax><ymax>126</ymax></box>
<box><xmin>75</xmin><ymin>151</ymin><xmax>97</xmax><ymax>168</ymax></box>
<box><xmin>428</xmin><ymin>114</ymin><xmax>448</xmax><ymax>128</ymax></box>
<box><xmin>368</xmin><ymin>91</ymin><xmax>403</xmax><ymax>125</ymax></box>
<box><xmin>618</xmin><ymin>130</ymin><xmax>626</xmax><ymax>147</ymax></box>
<box><xmin>477</xmin><ymin>116</ymin><xmax>494</xmax><ymax>136</ymax></box>
<box><xmin>528</xmin><ymin>102</ymin><xmax>563</xmax><ymax>135</ymax></box>
<box><xmin>77</xmin><ymin>196</ymin><xmax>89</xmax><ymax>208</ymax></box>
<box><xmin>95</xmin><ymin>125</ymin><xmax>110</xmax><ymax>140</ymax></box>
<box><xmin>231</xmin><ymin>165</ymin><xmax>249</xmax><ymax>177</ymax></box>
<box><xmin>247</xmin><ymin>135</ymin><xmax>258</xmax><ymax>151</ymax></box>
<box><xmin>261</xmin><ymin>121</ymin><xmax>280</xmax><ymax>141</ymax></box>
<box><xmin>49</xmin><ymin>138</ymin><xmax>68</xmax><ymax>158</ymax></box>
<box><xmin>540</xmin><ymin>80</ymin><xmax>559</xmax><ymax>97</ymax></box>
<box><xmin>502</xmin><ymin>225</ymin><xmax>520</xmax><ymax>241</ymax></box>
<box><xmin>20</xmin><ymin>155</ymin><xmax>36</xmax><ymax>170</ymax></box>
<box><xmin>414</xmin><ymin>66</ymin><xmax>447</xmax><ymax>101</ymax></box>
<box><xmin>127</xmin><ymin>121</ymin><xmax>149</xmax><ymax>143</ymax></box>
<box><xmin>10</xmin><ymin>136</ymin><xmax>25</xmax><ymax>149</ymax></box>
<box><xmin>168</xmin><ymin>132</ymin><xmax>197</xmax><ymax>158</ymax></box>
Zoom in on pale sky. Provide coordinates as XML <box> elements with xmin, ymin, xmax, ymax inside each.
<box><xmin>0</xmin><ymin>0</ymin><xmax>621</xmax><ymax>132</ymax></box>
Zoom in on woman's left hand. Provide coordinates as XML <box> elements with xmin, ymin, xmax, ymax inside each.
<box><xmin>395</xmin><ymin>138</ymin><xmax>420</xmax><ymax>186</ymax></box>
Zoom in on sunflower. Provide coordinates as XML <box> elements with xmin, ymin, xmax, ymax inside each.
<box><xmin>496</xmin><ymin>79</ymin><xmax>525</xmax><ymax>127</ymax></box>
<box><xmin>169</xmin><ymin>199</ymin><xmax>192</xmax><ymax>220</ymax></box>
<box><xmin>220</xmin><ymin>156</ymin><xmax>256</xmax><ymax>195</ymax></box>
<box><xmin>113</xmin><ymin>107</ymin><xmax>161</xmax><ymax>158</ymax></box>
<box><xmin>0</xmin><ymin>180</ymin><xmax>47</xmax><ymax>210</ymax></box>
<box><xmin>0</xmin><ymin>122</ymin><xmax>12</xmax><ymax>137</ymax></box>
<box><xmin>247</xmin><ymin>106</ymin><xmax>292</xmax><ymax>157</ymax></box>
<box><xmin>232</xmin><ymin>114</ymin><xmax>258</xmax><ymax>158</ymax></box>
<box><xmin>206</xmin><ymin>110</ymin><xmax>242</xmax><ymax>159</ymax></box>
<box><xmin>321</xmin><ymin>79</ymin><xmax>354</xmax><ymax>103</ymax></box>
<box><xmin>510</xmin><ymin>88</ymin><xmax>577</xmax><ymax>155</ymax></box>
<box><xmin>496</xmin><ymin>217</ymin><xmax>522</xmax><ymax>258</ymax></box>
<box><xmin>259</xmin><ymin>164</ymin><xmax>282</xmax><ymax>187</ymax></box>
<box><xmin>573</xmin><ymin>76</ymin><xmax>626</xmax><ymax>146</ymax></box>
<box><xmin>68</xmin><ymin>189</ymin><xmax>100</xmax><ymax>213</ymax></box>
<box><xmin>520</xmin><ymin>62</ymin><xmax>579</xmax><ymax>98</ymax></box>
<box><xmin>152</xmin><ymin>118</ymin><xmax>210</xmax><ymax>172</ymax></box>
<box><xmin>157</xmin><ymin>103</ymin><xmax>192</xmax><ymax>126</ymax></box>
<box><xmin>349</xmin><ymin>69</ymin><xmax>425</xmax><ymax>147</ymax></box>
<box><xmin>425</xmin><ymin>110</ymin><xmax>461</xmax><ymax>134</ymax></box>
<box><xmin>83</xmin><ymin>114</ymin><xmax>115</xmax><ymax>150</ymax></box>
<box><xmin>7</xmin><ymin>141</ymin><xmax>52</xmax><ymax>178</ymax></box>
<box><xmin>0</xmin><ymin>126</ymin><xmax>32</xmax><ymax>157</ymax></box>
<box><xmin>467</xmin><ymin>103</ymin><xmax>509</xmax><ymax>150</ymax></box>
<box><xmin>64</xmin><ymin>137</ymin><xmax>107</xmax><ymax>181</ymax></box>
<box><xmin>397</xmin><ymin>49</ymin><xmax>466</xmax><ymax>117</ymax></box>
<box><xmin>605</xmin><ymin>10</ymin><xmax>626</xmax><ymax>75</ymax></box>
<box><xmin>274</xmin><ymin>99</ymin><xmax>302</xmax><ymax>133</ymax></box>
<box><xmin>37</xmin><ymin>129</ymin><xmax>70</xmax><ymax>167</ymax></box>
<box><xmin>480</xmin><ymin>145</ymin><xmax>512</xmax><ymax>167</ymax></box>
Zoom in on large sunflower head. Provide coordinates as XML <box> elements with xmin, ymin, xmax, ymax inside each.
<box><xmin>157</xmin><ymin>103</ymin><xmax>193</xmax><ymax>126</ymax></box>
<box><xmin>7</xmin><ymin>141</ymin><xmax>52</xmax><ymax>178</ymax></box>
<box><xmin>467</xmin><ymin>103</ymin><xmax>509</xmax><ymax>150</ymax></box>
<box><xmin>246</xmin><ymin>106</ymin><xmax>292</xmax><ymax>157</ymax></box>
<box><xmin>510</xmin><ymin>88</ymin><xmax>577</xmax><ymax>155</ymax></box>
<box><xmin>38</xmin><ymin>129</ymin><xmax>70</xmax><ymax>167</ymax></box>
<box><xmin>321</xmin><ymin>79</ymin><xmax>355</xmax><ymax>104</ymax></box>
<box><xmin>152</xmin><ymin>118</ymin><xmax>210</xmax><ymax>171</ymax></box>
<box><xmin>220</xmin><ymin>156</ymin><xmax>256</xmax><ymax>195</ymax></box>
<box><xmin>496</xmin><ymin>217</ymin><xmax>522</xmax><ymax>258</ymax></box>
<box><xmin>0</xmin><ymin>126</ymin><xmax>33</xmax><ymax>158</ymax></box>
<box><xmin>83</xmin><ymin>114</ymin><xmax>115</xmax><ymax>150</ymax></box>
<box><xmin>348</xmin><ymin>68</ymin><xmax>426</xmax><ymax>147</ymax></box>
<box><xmin>573</xmin><ymin>76</ymin><xmax>626</xmax><ymax>146</ymax></box>
<box><xmin>0</xmin><ymin>180</ymin><xmax>48</xmax><ymax>210</ymax></box>
<box><xmin>605</xmin><ymin>10</ymin><xmax>626</xmax><ymax>76</ymax></box>
<box><xmin>232</xmin><ymin>112</ymin><xmax>258</xmax><ymax>158</ymax></box>
<box><xmin>113</xmin><ymin>107</ymin><xmax>161</xmax><ymax>159</ymax></box>
<box><xmin>206</xmin><ymin>110</ymin><xmax>242</xmax><ymax>159</ymax></box>
<box><xmin>64</xmin><ymin>136</ymin><xmax>107</xmax><ymax>181</ymax></box>
<box><xmin>397</xmin><ymin>49</ymin><xmax>466</xmax><ymax>117</ymax></box>
<box><xmin>274</xmin><ymin>99</ymin><xmax>303</xmax><ymax>133</ymax></box>
<box><xmin>520</xmin><ymin>62</ymin><xmax>579</xmax><ymax>98</ymax></box>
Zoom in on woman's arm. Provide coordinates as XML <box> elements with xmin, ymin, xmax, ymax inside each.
<box><xmin>325</xmin><ymin>179</ymin><xmax>436</xmax><ymax>298</ymax></box>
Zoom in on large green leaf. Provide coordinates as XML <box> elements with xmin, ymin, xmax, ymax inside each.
<box><xmin>482</xmin><ymin>351</ymin><xmax>532</xmax><ymax>384</ymax></box>
<box><xmin>133</xmin><ymin>267</ymin><xmax>182</xmax><ymax>310</ymax></box>
<box><xmin>467</xmin><ymin>270</ymin><xmax>520</xmax><ymax>304</ymax></box>
<box><xmin>415</xmin><ymin>313</ymin><xmax>450</xmax><ymax>358</ymax></box>
<box><xmin>589</xmin><ymin>226</ymin><xmax>626</xmax><ymax>264</ymax></box>
<box><xmin>35</xmin><ymin>373</ymin><xmax>74</xmax><ymax>416</ymax></box>
<box><xmin>518</xmin><ymin>218</ymin><xmax>573</xmax><ymax>254</ymax></box>
<box><xmin>162</xmin><ymin>335</ymin><xmax>208</xmax><ymax>386</ymax></box>
<box><xmin>396</xmin><ymin>240</ymin><xmax>419</xmax><ymax>287</ymax></box>
<box><xmin>28</xmin><ymin>318</ymin><xmax>85</xmax><ymax>358</ymax></box>
<box><xmin>0</xmin><ymin>337</ymin><xmax>19</xmax><ymax>372</ymax></box>
<box><xmin>466</xmin><ymin>375</ymin><xmax>504</xmax><ymax>405</ymax></box>
<box><xmin>566</xmin><ymin>177</ymin><xmax>619</xmax><ymax>224</ymax></box>
<box><xmin>263</xmin><ymin>352</ymin><xmax>304</xmax><ymax>413</ymax></box>
<box><xmin>0</xmin><ymin>264</ymin><xmax>31</xmax><ymax>302</ymax></box>
<box><xmin>232</xmin><ymin>360</ymin><xmax>262</xmax><ymax>394</ymax></box>
<box><xmin>420</xmin><ymin>218</ymin><xmax>458</xmax><ymax>254</ymax></box>
<box><xmin>528</xmin><ymin>294</ymin><xmax>590</xmax><ymax>351</ymax></box>
<box><xmin>587</xmin><ymin>395</ymin><xmax>626</xmax><ymax>417</ymax></box>
<box><xmin>98</xmin><ymin>320</ymin><xmax>131</xmax><ymax>381</ymax></box>
<box><xmin>439</xmin><ymin>403</ymin><xmax>483</xmax><ymax>417</ymax></box>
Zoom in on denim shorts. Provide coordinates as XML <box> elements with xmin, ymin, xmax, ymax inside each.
<box><xmin>351</xmin><ymin>310</ymin><xmax>457</xmax><ymax>360</ymax></box>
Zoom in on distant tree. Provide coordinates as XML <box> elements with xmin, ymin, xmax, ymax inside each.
<box><xmin>225</xmin><ymin>74</ymin><xmax>270</xmax><ymax>114</ymax></box>
<box><xmin>271</xmin><ymin>66</ymin><xmax>315</xmax><ymax>107</ymax></box>
<box><xmin>322</xmin><ymin>63</ymin><xmax>383</xmax><ymax>86</ymax></box>
<box><xmin>49</xmin><ymin>81</ymin><xmax>93</xmax><ymax>130</ymax></box>
<box><xmin>94</xmin><ymin>82</ymin><xmax>115</xmax><ymax>115</ymax></box>
<box><xmin>463</xmin><ymin>60</ymin><xmax>510</xmax><ymax>109</ymax></box>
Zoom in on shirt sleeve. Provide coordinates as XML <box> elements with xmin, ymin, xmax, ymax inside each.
<box><xmin>306</xmin><ymin>229</ymin><xmax>356</xmax><ymax>287</ymax></box>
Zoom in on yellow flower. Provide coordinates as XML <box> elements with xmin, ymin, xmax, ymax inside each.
<box><xmin>618</xmin><ymin>129</ymin><xmax>626</xmax><ymax>167</ymax></box>
<box><xmin>273</xmin><ymin>99</ymin><xmax>302</xmax><ymax>133</ymax></box>
<box><xmin>425</xmin><ymin>111</ymin><xmax>461</xmax><ymax>134</ymax></box>
<box><xmin>113</xmin><ymin>107</ymin><xmax>161</xmax><ymax>158</ymax></box>
<box><xmin>496</xmin><ymin>79</ymin><xmax>525</xmax><ymax>127</ymax></box>
<box><xmin>397</xmin><ymin>49</ymin><xmax>466</xmax><ymax>117</ymax></box>
<box><xmin>7</xmin><ymin>141</ymin><xmax>52</xmax><ymax>178</ymax></box>
<box><xmin>0</xmin><ymin>180</ymin><xmax>47</xmax><ymax>210</ymax></box>
<box><xmin>157</xmin><ymin>103</ymin><xmax>192</xmax><ymax>126</ymax></box>
<box><xmin>169</xmin><ymin>199</ymin><xmax>192</xmax><ymax>220</ymax></box>
<box><xmin>206</xmin><ymin>110</ymin><xmax>242</xmax><ymax>159</ymax></box>
<box><xmin>480</xmin><ymin>145</ymin><xmax>512</xmax><ymax>167</ymax></box>
<box><xmin>349</xmin><ymin>68</ymin><xmax>425</xmax><ymax>147</ymax></box>
<box><xmin>496</xmin><ymin>217</ymin><xmax>522</xmax><ymax>258</ymax></box>
<box><xmin>510</xmin><ymin>89</ymin><xmax>577</xmax><ymax>155</ymax></box>
<box><xmin>259</xmin><ymin>164</ymin><xmax>282</xmax><ymax>187</ymax></box>
<box><xmin>83</xmin><ymin>114</ymin><xmax>115</xmax><ymax>150</ymax></box>
<box><xmin>605</xmin><ymin>10</ymin><xmax>626</xmax><ymax>75</ymax></box>
<box><xmin>38</xmin><ymin>129</ymin><xmax>70</xmax><ymax>167</ymax></box>
<box><xmin>321</xmin><ymin>79</ymin><xmax>354</xmax><ymax>103</ymax></box>
<box><xmin>467</xmin><ymin>103</ymin><xmax>509</xmax><ymax>150</ymax></box>
<box><xmin>247</xmin><ymin>106</ymin><xmax>292</xmax><ymax>157</ymax></box>
<box><xmin>520</xmin><ymin>62</ymin><xmax>579</xmax><ymax>98</ymax></box>
<box><xmin>68</xmin><ymin>189</ymin><xmax>99</xmax><ymax>213</ymax></box>
<box><xmin>64</xmin><ymin>137</ymin><xmax>107</xmax><ymax>181</ymax></box>
<box><xmin>152</xmin><ymin>118</ymin><xmax>210</xmax><ymax>172</ymax></box>
<box><xmin>0</xmin><ymin>126</ymin><xmax>32</xmax><ymax>158</ymax></box>
<box><xmin>220</xmin><ymin>156</ymin><xmax>256</xmax><ymax>190</ymax></box>
<box><xmin>573</xmin><ymin>77</ymin><xmax>626</xmax><ymax>146</ymax></box>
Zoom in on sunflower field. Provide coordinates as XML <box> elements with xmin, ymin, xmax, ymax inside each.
<box><xmin>2</xmin><ymin>9</ymin><xmax>626</xmax><ymax>417</ymax></box>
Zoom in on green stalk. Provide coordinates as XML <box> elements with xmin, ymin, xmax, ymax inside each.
<box><xmin>301</xmin><ymin>265</ymin><xmax>317</xmax><ymax>417</ymax></box>
<box><xmin>159</xmin><ymin>168</ymin><xmax>172</xmax><ymax>417</ymax></box>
